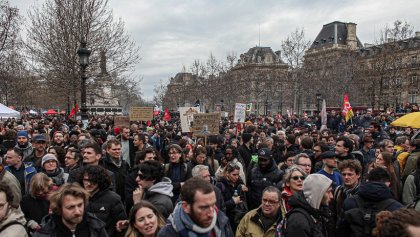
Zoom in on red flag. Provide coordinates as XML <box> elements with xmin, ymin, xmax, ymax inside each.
<box><xmin>68</xmin><ymin>104</ymin><xmax>78</xmax><ymax>119</ymax></box>
<box><xmin>342</xmin><ymin>94</ymin><xmax>354</xmax><ymax>122</ymax></box>
<box><xmin>164</xmin><ymin>108</ymin><xmax>171</xmax><ymax>121</ymax></box>
<box><xmin>147</xmin><ymin>121</ymin><xmax>151</xmax><ymax>127</ymax></box>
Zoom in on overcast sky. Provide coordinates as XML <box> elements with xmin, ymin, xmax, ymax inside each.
<box><xmin>12</xmin><ymin>0</ymin><xmax>420</xmax><ymax>100</ymax></box>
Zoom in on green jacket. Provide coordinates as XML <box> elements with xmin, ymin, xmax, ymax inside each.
<box><xmin>402</xmin><ymin>150</ymin><xmax>420</xmax><ymax>181</ymax></box>
<box><xmin>236</xmin><ymin>207</ymin><xmax>281</xmax><ymax>237</ymax></box>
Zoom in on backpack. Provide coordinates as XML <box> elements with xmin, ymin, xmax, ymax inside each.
<box><xmin>0</xmin><ymin>221</ymin><xmax>25</xmax><ymax>233</ymax></box>
<box><xmin>275</xmin><ymin>208</ymin><xmax>315</xmax><ymax>237</ymax></box>
<box><xmin>344</xmin><ymin>196</ymin><xmax>396</xmax><ymax>237</ymax></box>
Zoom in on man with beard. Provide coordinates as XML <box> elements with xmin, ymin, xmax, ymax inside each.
<box><xmin>237</xmin><ymin>186</ymin><xmax>282</xmax><ymax>237</ymax></box>
<box><xmin>118</xmin><ymin>127</ymin><xmax>135</xmax><ymax>167</ymax></box>
<box><xmin>14</xmin><ymin>131</ymin><xmax>33</xmax><ymax>160</ymax></box>
<box><xmin>51</xmin><ymin>131</ymin><xmax>66</xmax><ymax>148</ymax></box>
<box><xmin>33</xmin><ymin>183</ymin><xmax>108</xmax><ymax>237</ymax></box>
<box><xmin>247</xmin><ymin>148</ymin><xmax>283</xmax><ymax>210</ymax></box>
<box><xmin>24</xmin><ymin>134</ymin><xmax>47</xmax><ymax>170</ymax></box>
<box><xmin>157</xmin><ymin>177</ymin><xmax>234</xmax><ymax>237</ymax></box>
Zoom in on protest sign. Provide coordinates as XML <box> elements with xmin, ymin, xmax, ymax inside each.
<box><xmin>178</xmin><ymin>107</ymin><xmax>201</xmax><ymax>132</ymax></box>
<box><xmin>234</xmin><ymin>103</ymin><xmax>246</xmax><ymax>123</ymax></box>
<box><xmin>130</xmin><ymin>107</ymin><xmax>154</xmax><ymax>121</ymax></box>
<box><xmin>192</xmin><ymin>113</ymin><xmax>220</xmax><ymax>136</ymax></box>
<box><xmin>114</xmin><ymin>116</ymin><xmax>130</xmax><ymax>128</ymax></box>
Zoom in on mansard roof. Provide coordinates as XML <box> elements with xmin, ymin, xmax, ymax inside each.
<box><xmin>310</xmin><ymin>21</ymin><xmax>363</xmax><ymax>49</ymax></box>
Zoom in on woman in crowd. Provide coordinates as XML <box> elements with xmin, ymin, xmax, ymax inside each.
<box><xmin>47</xmin><ymin>146</ymin><xmax>66</xmax><ymax>168</ymax></box>
<box><xmin>77</xmin><ymin>165</ymin><xmax>127</xmax><ymax>237</ymax></box>
<box><xmin>215</xmin><ymin>162</ymin><xmax>248</xmax><ymax>231</ymax></box>
<box><xmin>280</xmin><ymin>166</ymin><xmax>306</xmax><ymax>215</ymax></box>
<box><xmin>366</xmin><ymin>152</ymin><xmax>402</xmax><ymax>200</ymax></box>
<box><xmin>117</xmin><ymin>201</ymin><xmax>165</xmax><ymax>237</ymax></box>
<box><xmin>21</xmin><ymin>173</ymin><xmax>58</xmax><ymax>233</ymax></box>
<box><xmin>40</xmin><ymin>154</ymin><xmax>68</xmax><ymax>186</ymax></box>
<box><xmin>190</xmin><ymin>146</ymin><xmax>215</xmax><ymax>175</ymax></box>
<box><xmin>163</xmin><ymin>144</ymin><xmax>191</xmax><ymax>204</ymax></box>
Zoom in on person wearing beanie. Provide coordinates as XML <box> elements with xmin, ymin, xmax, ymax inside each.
<box><xmin>283</xmin><ymin>174</ymin><xmax>333</xmax><ymax>237</ymax></box>
<box><xmin>238</xmin><ymin>133</ymin><xmax>254</xmax><ymax>170</ymax></box>
<box><xmin>15</xmin><ymin>130</ymin><xmax>33</xmax><ymax>160</ymax></box>
<box><xmin>40</xmin><ymin>154</ymin><xmax>68</xmax><ymax>186</ymax></box>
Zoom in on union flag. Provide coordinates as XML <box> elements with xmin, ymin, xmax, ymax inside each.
<box><xmin>342</xmin><ymin>94</ymin><xmax>354</xmax><ymax>122</ymax></box>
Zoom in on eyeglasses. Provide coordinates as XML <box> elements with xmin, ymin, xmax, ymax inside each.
<box><xmin>262</xmin><ymin>198</ymin><xmax>279</xmax><ymax>206</ymax></box>
<box><xmin>137</xmin><ymin>172</ymin><xmax>146</xmax><ymax>180</ymax></box>
<box><xmin>298</xmin><ymin>163</ymin><xmax>312</xmax><ymax>167</ymax></box>
<box><xmin>291</xmin><ymin>176</ymin><xmax>306</xmax><ymax>181</ymax></box>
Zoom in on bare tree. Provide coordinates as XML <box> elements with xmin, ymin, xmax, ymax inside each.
<box><xmin>281</xmin><ymin>27</ymin><xmax>311</xmax><ymax>112</ymax></box>
<box><xmin>153</xmin><ymin>78</ymin><xmax>168</xmax><ymax>107</ymax></box>
<box><xmin>25</xmin><ymin>0</ymin><xmax>141</xmax><ymax>109</ymax></box>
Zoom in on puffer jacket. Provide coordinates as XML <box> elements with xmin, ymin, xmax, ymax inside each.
<box><xmin>5</xmin><ymin>163</ymin><xmax>37</xmax><ymax>194</ymax></box>
<box><xmin>86</xmin><ymin>189</ymin><xmax>127</xmax><ymax>237</ymax></box>
<box><xmin>247</xmin><ymin>159</ymin><xmax>283</xmax><ymax>210</ymax></box>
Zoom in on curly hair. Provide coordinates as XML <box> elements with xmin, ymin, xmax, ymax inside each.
<box><xmin>338</xmin><ymin>159</ymin><xmax>362</xmax><ymax>175</ymax></box>
<box><xmin>49</xmin><ymin>183</ymin><xmax>89</xmax><ymax>216</ymax></box>
<box><xmin>77</xmin><ymin>165</ymin><xmax>112</xmax><ymax>191</ymax></box>
<box><xmin>374</xmin><ymin>209</ymin><xmax>420</xmax><ymax>237</ymax></box>
<box><xmin>138</xmin><ymin>160</ymin><xmax>163</xmax><ymax>183</ymax></box>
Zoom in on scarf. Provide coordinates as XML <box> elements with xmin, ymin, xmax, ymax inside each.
<box><xmin>171</xmin><ymin>202</ymin><xmax>218</xmax><ymax>237</ymax></box>
<box><xmin>343</xmin><ymin>182</ymin><xmax>360</xmax><ymax>198</ymax></box>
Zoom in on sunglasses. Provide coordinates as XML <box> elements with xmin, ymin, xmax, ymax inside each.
<box><xmin>291</xmin><ymin>176</ymin><xmax>305</xmax><ymax>181</ymax></box>
<box><xmin>137</xmin><ymin>172</ymin><xmax>148</xmax><ymax>180</ymax></box>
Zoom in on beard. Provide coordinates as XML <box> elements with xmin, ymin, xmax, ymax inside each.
<box><xmin>62</xmin><ymin>214</ymin><xmax>83</xmax><ymax>227</ymax></box>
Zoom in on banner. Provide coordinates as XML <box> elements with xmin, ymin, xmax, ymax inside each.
<box><xmin>191</xmin><ymin>113</ymin><xmax>220</xmax><ymax>136</ymax></box>
<box><xmin>178</xmin><ymin>107</ymin><xmax>201</xmax><ymax>132</ymax></box>
<box><xmin>342</xmin><ymin>94</ymin><xmax>354</xmax><ymax>122</ymax></box>
<box><xmin>129</xmin><ymin>107</ymin><xmax>153</xmax><ymax>121</ymax></box>
<box><xmin>114</xmin><ymin>116</ymin><xmax>130</xmax><ymax>128</ymax></box>
<box><xmin>164</xmin><ymin>108</ymin><xmax>171</xmax><ymax>121</ymax></box>
<box><xmin>234</xmin><ymin>103</ymin><xmax>246</xmax><ymax>123</ymax></box>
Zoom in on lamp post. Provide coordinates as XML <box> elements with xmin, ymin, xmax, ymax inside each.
<box><xmin>316</xmin><ymin>93</ymin><xmax>321</xmax><ymax>115</ymax></box>
<box><xmin>221</xmin><ymin>99</ymin><xmax>224</xmax><ymax>111</ymax></box>
<box><xmin>77</xmin><ymin>39</ymin><xmax>91</xmax><ymax>128</ymax></box>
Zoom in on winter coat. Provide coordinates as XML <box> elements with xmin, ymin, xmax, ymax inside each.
<box><xmin>164</xmin><ymin>161</ymin><xmax>192</xmax><ymax>203</ymax></box>
<box><xmin>14</xmin><ymin>143</ymin><xmax>33</xmax><ymax>161</ymax></box>
<box><xmin>0</xmin><ymin>208</ymin><xmax>27</xmax><ymax>237</ymax></box>
<box><xmin>402</xmin><ymin>150</ymin><xmax>420</xmax><ymax>181</ymax></box>
<box><xmin>144</xmin><ymin>177</ymin><xmax>174</xmax><ymax>218</ymax></box>
<box><xmin>0</xmin><ymin>170</ymin><xmax>22</xmax><ymax>207</ymax></box>
<box><xmin>157</xmin><ymin>203</ymin><xmax>234</xmax><ymax>237</ymax></box>
<box><xmin>100</xmin><ymin>154</ymin><xmax>130</xmax><ymax>201</ymax></box>
<box><xmin>5</xmin><ymin>163</ymin><xmax>37</xmax><ymax>195</ymax></box>
<box><xmin>237</xmin><ymin>144</ymin><xmax>253</xmax><ymax>170</ymax></box>
<box><xmin>86</xmin><ymin>189</ymin><xmax>127</xmax><ymax>237</ymax></box>
<box><xmin>32</xmin><ymin>213</ymin><xmax>108</xmax><ymax>237</ymax></box>
<box><xmin>284</xmin><ymin>192</ymin><xmax>329</xmax><ymax>237</ymax></box>
<box><xmin>21</xmin><ymin>194</ymin><xmax>50</xmax><ymax>226</ymax></box>
<box><xmin>236</xmin><ymin>207</ymin><xmax>281</xmax><ymax>237</ymax></box>
<box><xmin>247</xmin><ymin>159</ymin><xmax>283</xmax><ymax>210</ymax></box>
<box><xmin>215</xmin><ymin>177</ymin><xmax>245</xmax><ymax>228</ymax></box>
<box><xmin>42</xmin><ymin>167</ymin><xmax>68</xmax><ymax>186</ymax></box>
<box><xmin>336</xmin><ymin>181</ymin><xmax>403</xmax><ymax>237</ymax></box>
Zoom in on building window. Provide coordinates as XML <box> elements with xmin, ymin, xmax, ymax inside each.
<box><xmin>412</xmin><ymin>75</ymin><xmax>418</xmax><ymax>85</ymax></box>
<box><xmin>409</xmin><ymin>92</ymin><xmax>418</xmax><ymax>104</ymax></box>
<box><xmin>395</xmin><ymin>78</ymin><xmax>402</xmax><ymax>87</ymax></box>
<box><xmin>412</xmin><ymin>56</ymin><xmax>417</xmax><ymax>66</ymax></box>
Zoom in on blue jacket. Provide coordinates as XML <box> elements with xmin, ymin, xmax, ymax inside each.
<box><xmin>5</xmin><ymin>163</ymin><xmax>37</xmax><ymax>194</ymax></box>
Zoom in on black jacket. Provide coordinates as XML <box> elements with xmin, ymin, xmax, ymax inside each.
<box><xmin>32</xmin><ymin>213</ymin><xmax>108</xmax><ymax>237</ymax></box>
<box><xmin>285</xmin><ymin>192</ymin><xmax>329</xmax><ymax>237</ymax></box>
<box><xmin>238</xmin><ymin>144</ymin><xmax>253</xmax><ymax>170</ymax></box>
<box><xmin>86</xmin><ymin>189</ymin><xmax>127</xmax><ymax>237</ymax></box>
<box><xmin>247</xmin><ymin>159</ymin><xmax>283</xmax><ymax>210</ymax></box>
<box><xmin>164</xmin><ymin>162</ymin><xmax>192</xmax><ymax>203</ymax></box>
<box><xmin>100</xmin><ymin>155</ymin><xmax>129</xmax><ymax>201</ymax></box>
<box><xmin>21</xmin><ymin>195</ymin><xmax>50</xmax><ymax>225</ymax></box>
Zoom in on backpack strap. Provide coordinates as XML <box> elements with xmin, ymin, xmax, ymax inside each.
<box><xmin>0</xmin><ymin>221</ymin><xmax>24</xmax><ymax>233</ymax></box>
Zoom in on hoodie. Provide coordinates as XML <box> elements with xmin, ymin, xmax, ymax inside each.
<box><xmin>145</xmin><ymin>177</ymin><xmax>174</xmax><ymax>218</ymax></box>
<box><xmin>303</xmin><ymin>174</ymin><xmax>333</xmax><ymax>209</ymax></box>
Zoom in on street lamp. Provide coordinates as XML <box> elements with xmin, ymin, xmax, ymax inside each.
<box><xmin>221</xmin><ymin>99</ymin><xmax>224</xmax><ymax>111</ymax></box>
<box><xmin>77</xmin><ymin>39</ymin><xmax>91</xmax><ymax>128</ymax></box>
<box><xmin>316</xmin><ymin>93</ymin><xmax>321</xmax><ymax>115</ymax></box>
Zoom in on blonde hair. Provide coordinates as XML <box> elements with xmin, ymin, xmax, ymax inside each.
<box><xmin>29</xmin><ymin>173</ymin><xmax>52</xmax><ymax>197</ymax></box>
<box><xmin>49</xmin><ymin>183</ymin><xmax>89</xmax><ymax>215</ymax></box>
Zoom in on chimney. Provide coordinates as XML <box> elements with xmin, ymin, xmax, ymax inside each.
<box><xmin>346</xmin><ymin>22</ymin><xmax>357</xmax><ymax>49</ymax></box>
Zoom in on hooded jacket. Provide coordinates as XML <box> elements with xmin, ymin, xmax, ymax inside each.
<box><xmin>247</xmin><ymin>158</ymin><xmax>283</xmax><ymax>210</ymax></box>
<box><xmin>284</xmin><ymin>174</ymin><xmax>332</xmax><ymax>237</ymax></box>
<box><xmin>145</xmin><ymin>177</ymin><xmax>174</xmax><ymax>218</ymax></box>
<box><xmin>0</xmin><ymin>208</ymin><xmax>27</xmax><ymax>237</ymax></box>
<box><xmin>15</xmin><ymin>143</ymin><xmax>33</xmax><ymax>160</ymax></box>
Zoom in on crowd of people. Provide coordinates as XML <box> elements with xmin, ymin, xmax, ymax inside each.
<box><xmin>0</xmin><ymin>109</ymin><xmax>420</xmax><ymax>237</ymax></box>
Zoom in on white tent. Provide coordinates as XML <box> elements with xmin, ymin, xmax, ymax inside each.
<box><xmin>29</xmin><ymin>109</ymin><xmax>38</xmax><ymax>115</ymax></box>
<box><xmin>0</xmin><ymin>103</ymin><xmax>21</xmax><ymax>119</ymax></box>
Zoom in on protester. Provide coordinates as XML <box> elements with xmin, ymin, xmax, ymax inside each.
<box><xmin>4</xmin><ymin>147</ymin><xmax>37</xmax><ymax>195</ymax></box>
<box><xmin>373</xmin><ymin>208</ymin><xmax>420</xmax><ymax>237</ymax></box>
<box><xmin>280</xmin><ymin>166</ymin><xmax>306</xmax><ymax>214</ymax></box>
<box><xmin>157</xmin><ymin>177</ymin><xmax>234</xmax><ymax>237</ymax></box>
<box><xmin>0</xmin><ymin>182</ymin><xmax>27</xmax><ymax>237</ymax></box>
<box><xmin>33</xmin><ymin>183</ymin><xmax>108</xmax><ymax>237</ymax></box>
<box><xmin>40</xmin><ymin>154</ymin><xmax>68</xmax><ymax>186</ymax></box>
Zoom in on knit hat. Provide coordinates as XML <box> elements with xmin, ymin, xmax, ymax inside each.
<box><xmin>41</xmin><ymin>154</ymin><xmax>58</xmax><ymax>167</ymax></box>
<box><xmin>17</xmin><ymin>130</ymin><xmax>29</xmax><ymax>139</ymax></box>
<box><xmin>303</xmin><ymin>174</ymin><xmax>332</xmax><ymax>209</ymax></box>
<box><xmin>168</xmin><ymin>144</ymin><xmax>183</xmax><ymax>154</ymax></box>
<box><xmin>241</xmin><ymin>133</ymin><xmax>252</xmax><ymax>144</ymax></box>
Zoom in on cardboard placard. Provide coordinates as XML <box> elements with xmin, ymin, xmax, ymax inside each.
<box><xmin>130</xmin><ymin>107</ymin><xmax>153</xmax><ymax>121</ymax></box>
<box><xmin>192</xmin><ymin>113</ymin><xmax>220</xmax><ymax>136</ymax></box>
<box><xmin>178</xmin><ymin>107</ymin><xmax>201</xmax><ymax>132</ymax></box>
<box><xmin>234</xmin><ymin>103</ymin><xmax>246</xmax><ymax>123</ymax></box>
<box><xmin>114</xmin><ymin>116</ymin><xmax>130</xmax><ymax>128</ymax></box>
